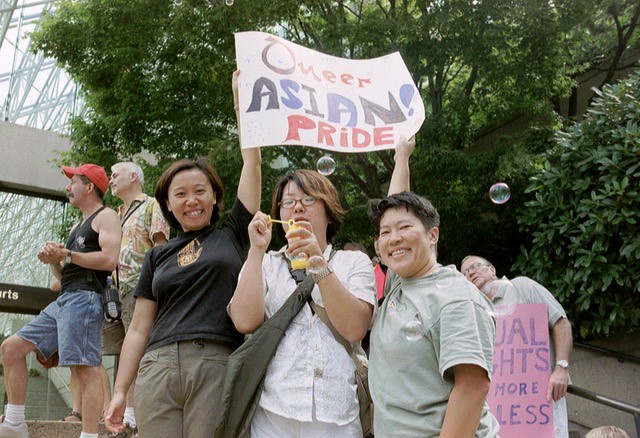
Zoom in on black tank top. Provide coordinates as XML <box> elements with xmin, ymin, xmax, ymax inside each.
<box><xmin>61</xmin><ymin>206</ymin><xmax>111</xmax><ymax>292</ymax></box>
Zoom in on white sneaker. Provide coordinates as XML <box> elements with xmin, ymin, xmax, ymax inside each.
<box><xmin>0</xmin><ymin>422</ymin><xmax>28</xmax><ymax>438</ymax></box>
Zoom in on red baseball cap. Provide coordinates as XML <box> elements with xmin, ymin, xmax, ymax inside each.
<box><xmin>62</xmin><ymin>164</ymin><xmax>109</xmax><ymax>193</ymax></box>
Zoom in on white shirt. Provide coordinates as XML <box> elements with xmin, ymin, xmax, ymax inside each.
<box><xmin>254</xmin><ymin>244</ymin><xmax>376</xmax><ymax>425</ymax></box>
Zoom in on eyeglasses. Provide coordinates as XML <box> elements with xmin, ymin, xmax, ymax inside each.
<box><xmin>279</xmin><ymin>195</ymin><xmax>317</xmax><ymax>209</ymax></box>
<box><xmin>462</xmin><ymin>262</ymin><xmax>489</xmax><ymax>278</ymax></box>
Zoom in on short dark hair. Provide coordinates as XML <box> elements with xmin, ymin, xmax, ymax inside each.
<box><xmin>368</xmin><ymin>191</ymin><xmax>440</xmax><ymax>234</ymax></box>
<box><xmin>155</xmin><ymin>157</ymin><xmax>224</xmax><ymax>230</ymax></box>
<box><xmin>270</xmin><ymin>169</ymin><xmax>345</xmax><ymax>242</ymax></box>
<box><xmin>78</xmin><ymin>175</ymin><xmax>104</xmax><ymax>200</ymax></box>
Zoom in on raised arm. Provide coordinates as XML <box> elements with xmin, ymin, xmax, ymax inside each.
<box><xmin>228</xmin><ymin>212</ymin><xmax>271</xmax><ymax>334</ymax></box>
<box><xmin>234</xmin><ymin>70</ymin><xmax>262</xmax><ymax>214</ymax></box>
<box><xmin>387</xmin><ymin>135</ymin><xmax>415</xmax><ymax>196</ymax></box>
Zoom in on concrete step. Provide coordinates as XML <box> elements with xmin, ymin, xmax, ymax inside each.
<box><xmin>26</xmin><ymin>420</ymin><xmax>116</xmax><ymax>438</ymax></box>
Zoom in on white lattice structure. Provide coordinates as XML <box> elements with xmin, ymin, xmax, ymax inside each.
<box><xmin>1</xmin><ymin>1</ymin><xmax>76</xmax><ymax>288</ymax></box>
<box><xmin>0</xmin><ymin>0</ymin><xmax>82</xmax><ymax>133</ymax></box>
<box><xmin>0</xmin><ymin>191</ymin><xmax>67</xmax><ymax>287</ymax></box>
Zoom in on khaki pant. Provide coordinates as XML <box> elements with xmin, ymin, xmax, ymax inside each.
<box><xmin>134</xmin><ymin>339</ymin><xmax>233</xmax><ymax>438</ymax></box>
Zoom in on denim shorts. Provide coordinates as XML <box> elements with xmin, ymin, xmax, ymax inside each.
<box><xmin>17</xmin><ymin>290</ymin><xmax>103</xmax><ymax>367</ymax></box>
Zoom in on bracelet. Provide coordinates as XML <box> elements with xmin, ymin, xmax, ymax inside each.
<box><xmin>312</xmin><ymin>264</ymin><xmax>334</xmax><ymax>283</ymax></box>
<box><xmin>234</xmin><ymin>104</ymin><xmax>239</xmax><ymax>111</ymax></box>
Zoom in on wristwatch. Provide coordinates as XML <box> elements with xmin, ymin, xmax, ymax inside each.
<box><xmin>312</xmin><ymin>264</ymin><xmax>334</xmax><ymax>284</ymax></box>
<box><xmin>555</xmin><ymin>359</ymin><xmax>570</xmax><ymax>370</ymax></box>
<box><xmin>64</xmin><ymin>250</ymin><xmax>72</xmax><ymax>266</ymax></box>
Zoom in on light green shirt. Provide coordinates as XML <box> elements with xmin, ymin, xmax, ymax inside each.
<box><xmin>370</xmin><ymin>265</ymin><xmax>500</xmax><ymax>437</ymax></box>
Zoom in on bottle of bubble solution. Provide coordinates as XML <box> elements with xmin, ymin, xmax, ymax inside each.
<box><xmin>105</xmin><ymin>277</ymin><xmax>119</xmax><ymax>320</ymax></box>
<box><xmin>287</xmin><ymin>223</ymin><xmax>308</xmax><ymax>270</ymax></box>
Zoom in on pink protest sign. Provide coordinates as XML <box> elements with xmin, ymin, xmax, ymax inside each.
<box><xmin>488</xmin><ymin>303</ymin><xmax>554</xmax><ymax>437</ymax></box>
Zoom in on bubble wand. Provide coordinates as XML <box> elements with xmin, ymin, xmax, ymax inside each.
<box><xmin>267</xmin><ymin>216</ymin><xmax>294</xmax><ymax>226</ymax></box>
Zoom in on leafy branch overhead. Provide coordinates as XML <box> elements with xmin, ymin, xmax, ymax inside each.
<box><xmin>28</xmin><ymin>0</ymin><xmax>640</xmax><ymax>338</ymax></box>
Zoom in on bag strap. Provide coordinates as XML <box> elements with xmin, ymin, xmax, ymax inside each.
<box><xmin>121</xmin><ymin>199</ymin><xmax>144</xmax><ymax>226</ymax></box>
<box><xmin>310</xmin><ymin>300</ymin><xmax>369</xmax><ymax>381</ymax></box>
<box><xmin>283</xmin><ymin>248</ymin><xmax>357</xmax><ymax>358</ymax></box>
<box><xmin>309</xmin><ymin>301</ymin><xmax>353</xmax><ymax>356</ymax></box>
<box><xmin>114</xmin><ymin>200</ymin><xmax>142</xmax><ymax>287</ymax></box>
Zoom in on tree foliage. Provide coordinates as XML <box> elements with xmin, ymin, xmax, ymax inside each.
<box><xmin>514</xmin><ymin>71</ymin><xmax>640</xmax><ymax>339</ymax></box>
<box><xmin>28</xmin><ymin>0</ymin><xmax>638</xmax><ymax>273</ymax></box>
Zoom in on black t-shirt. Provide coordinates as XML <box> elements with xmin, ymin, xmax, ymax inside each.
<box><xmin>135</xmin><ymin>199</ymin><xmax>252</xmax><ymax>352</ymax></box>
<box><xmin>61</xmin><ymin>206</ymin><xmax>110</xmax><ymax>292</ymax></box>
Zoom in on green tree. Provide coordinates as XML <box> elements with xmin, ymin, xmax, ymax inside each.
<box><xmin>29</xmin><ymin>0</ymin><xmax>635</xmax><ymax>264</ymax></box>
<box><xmin>514</xmin><ymin>71</ymin><xmax>640</xmax><ymax>339</ymax></box>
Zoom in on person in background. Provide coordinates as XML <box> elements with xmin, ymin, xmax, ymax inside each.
<box><xmin>585</xmin><ymin>426</ymin><xmax>630</xmax><ymax>438</ymax></box>
<box><xmin>344</xmin><ymin>242</ymin><xmax>368</xmax><ymax>254</ymax></box>
<box><xmin>1</xmin><ymin>164</ymin><xmax>120</xmax><ymax>438</ymax></box>
<box><xmin>460</xmin><ymin>255</ymin><xmax>573</xmax><ymax>438</ymax></box>
<box><xmin>104</xmin><ymin>71</ymin><xmax>261</xmax><ymax>438</ymax></box>
<box><xmin>65</xmin><ymin>163</ymin><xmax>171</xmax><ymax>437</ymax></box>
<box><xmin>368</xmin><ymin>192</ymin><xmax>499</xmax><ymax>437</ymax></box>
<box><xmin>101</xmin><ymin>161</ymin><xmax>170</xmax><ymax>436</ymax></box>
<box><xmin>372</xmin><ymin>238</ymin><xmax>388</xmax><ymax>304</ymax></box>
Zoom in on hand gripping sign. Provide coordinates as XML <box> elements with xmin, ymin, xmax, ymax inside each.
<box><xmin>235</xmin><ymin>31</ymin><xmax>425</xmax><ymax>152</ymax></box>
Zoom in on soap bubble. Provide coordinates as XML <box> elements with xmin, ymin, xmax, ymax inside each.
<box><xmin>489</xmin><ymin>182</ymin><xmax>511</xmax><ymax>204</ymax></box>
<box><xmin>401</xmin><ymin>320</ymin><xmax>423</xmax><ymax>341</ymax></box>
<box><xmin>306</xmin><ymin>255</ymin><xmax>326</xmax><ymax>275</ymax></box>
<box><xmin>489</xmin><ymin>303</ymin><xmax>518</xmax><ymax>318</ymax></box>
<box><xmin>316</xmin><ymin>155</ymin><xmax>336</xmax><ymax>176</ymax></box>
<box><xmin>225</xmin><ymin>0</ymin><xmax>234</xmax><ymax>5</ymax></box>
<box><xmin>435</xmin><ymin>277</ymin><xmax>454</xmax><ymax>289</ymax></box>
<box><xmin>482</xmin><ymin>279</ymin><xmax>518</xmax><ymax>318</ymax></box>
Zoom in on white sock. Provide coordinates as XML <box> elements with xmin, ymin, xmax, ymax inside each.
<box><xmin>4</xmin><ymin>404</ymin><xmax>25</xmax><ymax>426</ymax></box>
<box><xmin>79</xmin><ymin>433</ymin><xmax>98</xmax><ymax>438</ymax></box>
<box><xmin>124</xmin><ymin>406</ymin><xmax>136</xmax><ymax>428</ymax></box>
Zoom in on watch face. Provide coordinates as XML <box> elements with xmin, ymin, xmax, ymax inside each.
<box><xmin>556</xmin><ymin>360</ymin><xmax>569</xmax><ymax>368</ymax></box>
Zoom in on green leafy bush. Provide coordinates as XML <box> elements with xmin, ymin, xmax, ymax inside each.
<box><xmin>514</xmin><ymin>71</ymin><xmax>640</xmax><ymax>339</ymax></box>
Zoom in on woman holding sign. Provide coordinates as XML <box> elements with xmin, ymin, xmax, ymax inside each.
<box><xmin>229</xmin><ymin>136</ymin><xmax>415</xmax><ymax>437</ymax></box>
<box><xmin>104</xmin><ymin>71</ymin><xmax>261</xmax><ymax>437</ymax></box>
<box><xmin>368</xmin><ymin>192</ymin><xmax>500</xmax><ymax>437</ymax></box>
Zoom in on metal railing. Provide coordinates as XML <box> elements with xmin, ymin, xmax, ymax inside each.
<box><xmin>570</xmin><ymin>342</ymin><xmax>640</xmax><ymax>436</ymax></box>
<box><xmin>575</xmin><ymin>341</ymin><xmax>640</xmax><ymax>365</ymax></box>
<box><xmin>568</xmin><ymin>384</ymin><xmax>640</xmax><ymax>436</ymax></box>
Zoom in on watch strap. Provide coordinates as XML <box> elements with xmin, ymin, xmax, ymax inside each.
<box><xmin>312</xmin><ymin>264</ymin><xmax>334</xmax><ymax>283</ymax></box>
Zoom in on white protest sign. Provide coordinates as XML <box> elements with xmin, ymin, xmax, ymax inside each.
<box><xmin>234</xmin><ymin>31</ymin><xmax>424</xmax><ymax>152</ymax></box>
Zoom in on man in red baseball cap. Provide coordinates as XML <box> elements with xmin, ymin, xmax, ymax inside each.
<box><xmin>62</xmin><ymin>163</ymin><xmax>110</xmax><ymax>196</ymax></box>
<box><xmin>0</xmin><ymin>163</ymin><xmax>121</xmax><ymax>438</ymax></box>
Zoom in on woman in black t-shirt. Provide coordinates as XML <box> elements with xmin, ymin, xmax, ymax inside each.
<box><xmin>105</xmin><ymin>72</ymin><xmax>261</xmax><ymax>438</ymax></box>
